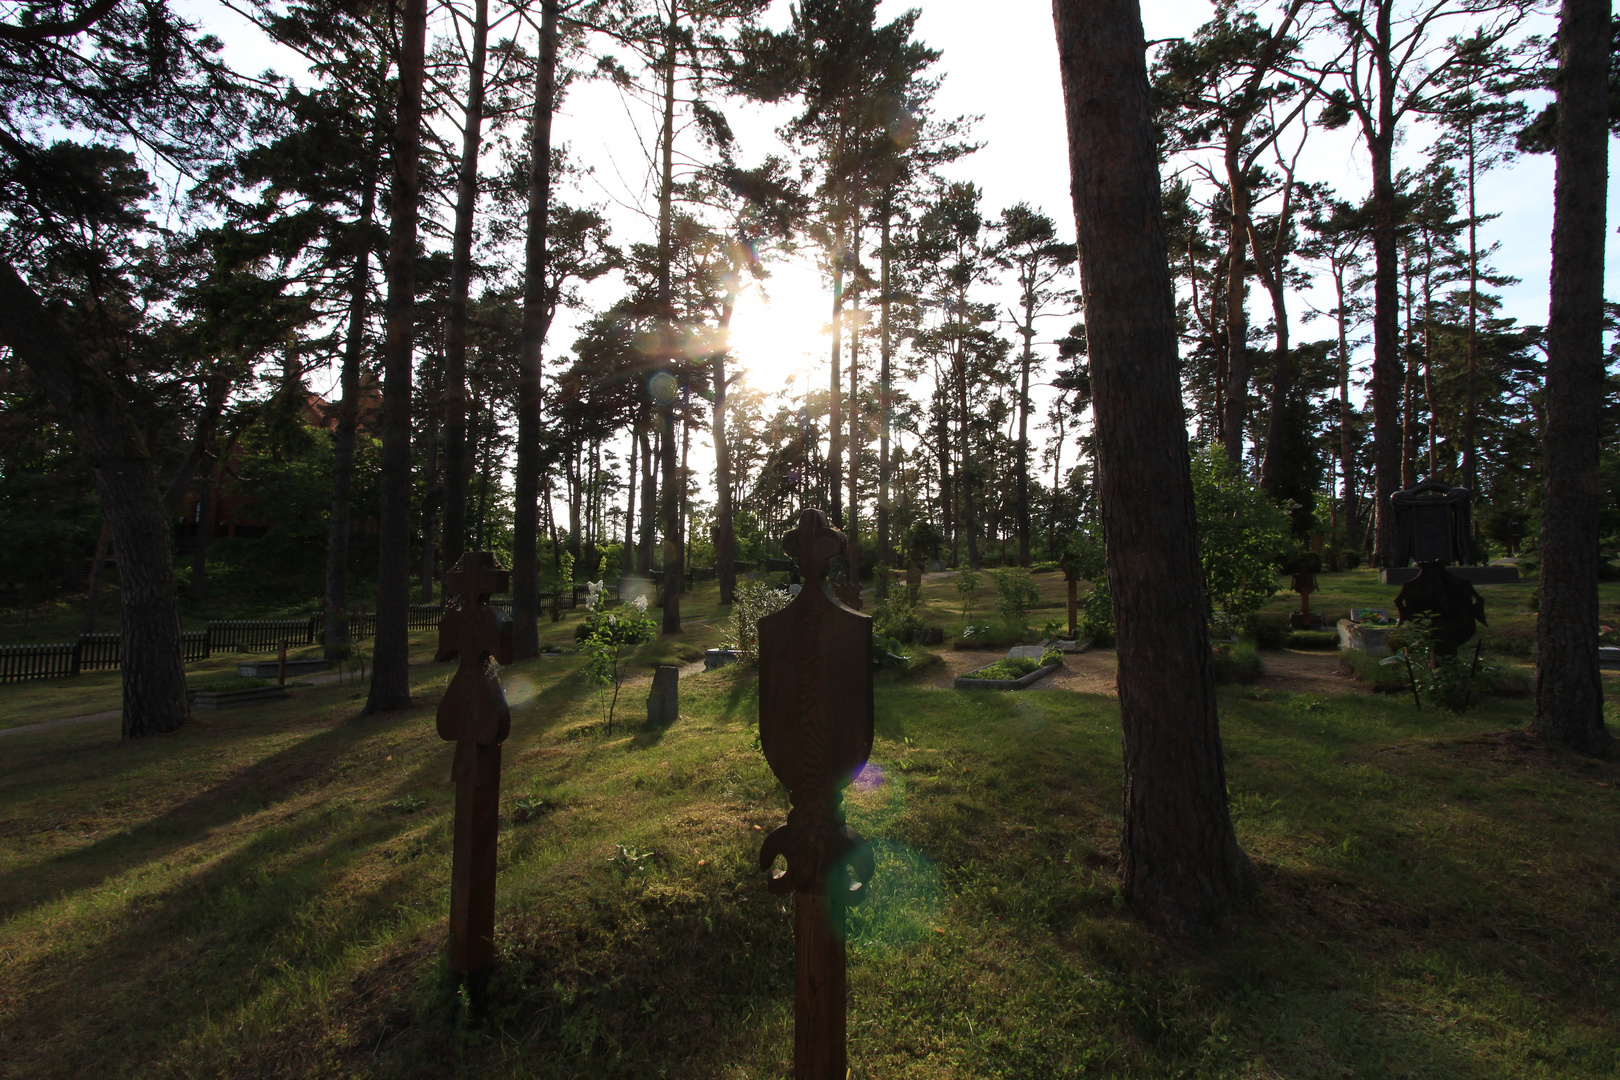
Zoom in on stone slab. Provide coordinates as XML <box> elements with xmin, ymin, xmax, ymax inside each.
<box><xmin>1380</xmin><ymin>566</ymin><xmax>1521</xmax><ymax>585</ymax></box>
<box><xmin>1338</xmin><ymin>618</ymin><xmax>1393</xmax><ymax>657</ymax></box>
<box><xmin>705</xmin><ymin>648</ymin><xmax>739</xmax><ymax>671</ymax></box>
<box><xmin>1601</xmin><ymin>646</ymin><xmax>1620</xmax><ymax>670</ymax></box>
<box><xmin>647</xmin><ymin>665</ymin><xmax>679</xmax><ymax>726</ymax></box>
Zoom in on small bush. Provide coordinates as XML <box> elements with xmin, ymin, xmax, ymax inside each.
<box><xmin>991</xmin><ymin>567</ymin><xmax>1042</xmax><ymax>634</ymax></box>
<box><xmin>1287</xmin><ymin>630</ymin><xmax>1340</xmax><ymax>650</ymax></box>
<box><xmin>872</xmin><ymin>587</ymin><xmax>926</xmax><ymax>643</ymax></box>
<box><xmin>1339</xmin><ymin>648</ymin><xmax>1409</xmax><ymax>693</ymax></box>
<box><xmin>954</xmin><ymin>623</ymin><xmax>1023</xmax><ymax>650</ymax></box>
<box><xmin>730</xmin><ymin>579</ymin><xmax>791</xmax><ymax>666</ymax></box>
<box><xmin>1211</xmin><ymin>641</ymin><xmax>1262</xmax><ymax>684</ymax></box>
<box><xmin>1244</xmin><ymin>613</ymin><xmax>1290</xmax><ymax>650</ymax></box>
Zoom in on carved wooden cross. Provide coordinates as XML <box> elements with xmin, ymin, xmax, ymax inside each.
<box><xmin>758</xmin><ymin>508</ymin><xmax>875</xmax><ymax>1080</ymax></box>
<box><xmin>435</xmin><ymin>551</ymin><xmax>514</xmax><ymax>977</ymax></box>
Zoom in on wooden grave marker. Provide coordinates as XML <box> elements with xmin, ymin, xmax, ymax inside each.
<box><xmin>758</xmin><ymin>508</ymin><xmax>875</xmax><ymax>1080</ymax></box>
<box><xmin>434</xmin><ymin>551</ymin><xmax>515</xmax><ymax>977</ymax></box>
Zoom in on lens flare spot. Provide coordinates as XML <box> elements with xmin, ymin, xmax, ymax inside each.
<box><xmin>504</xmin><ymin>674</ymin><xmax>537</xmax><ymax>710</ymax></box>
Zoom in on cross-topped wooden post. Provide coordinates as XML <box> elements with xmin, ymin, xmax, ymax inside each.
<box><xmin>435</xmin><ymin>551</ymin><xmax>514</xmax><ymax>978</ymax></box>
<box><xmin>758</xmin><ymin>508</ymin><xmax>875</xmax><ymax>1080</ymax></box>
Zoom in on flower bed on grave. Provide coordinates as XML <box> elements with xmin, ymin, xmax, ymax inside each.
<box><xmin>955</xmin><ymin>647</ymin><xmax>1064</xmax><ymax>690</ymax></box>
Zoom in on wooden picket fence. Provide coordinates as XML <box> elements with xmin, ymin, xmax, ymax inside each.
<box><xmin>0</xmin><ymin>594</ymin><xmax>613</xmax><ymax>684</ymax></box>
<box><xmin>0</xmin><ymin>630</ymin><xmax>210</xmax><ymax>684</ymax></box>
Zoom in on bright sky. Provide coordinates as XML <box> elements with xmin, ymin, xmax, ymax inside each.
<box><xmin>185</xmin><ymin>0</ymin><xmax>1598</xmax><ymax>530</ymax></box>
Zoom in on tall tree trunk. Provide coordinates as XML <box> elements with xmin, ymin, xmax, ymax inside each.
<box><xmin>1335</xmin><ymin>267</ymin><xmax>1359</xmax><ymax>546</ymax></box>
<box><xmin>1053</xmin><ymin>0</ymin><xmax>1251</xmax><ymax>928</ymax></box>
<box><xmin>1402</xmin><ymin>253</ymin><xmax>1418</xmax><ymax>487</ymax></box>
<box><xmin>827</xmin><ymin>239</ymin><xmax>845</xmax><ymax>524</ymax></box>
<box><xmin>877</xmin><ymin>203</ymin><xmax>893</xmax><ymax>590</ymax></box>
<box><xmin>714</xmin><ymin>298</ymin><xmax>737</xmax><ymax>604</ymax></box>
<box><xmin>1462</xmin><ymin>108</ymin><xmax>1479</xmax><ymax>498</ymax></box>
<box><xmin>954</xmin><ymin>335</ymin><xmax>981</xmax><ymax>568</ymax></box>
<box><xmin>419</xmin><ymin>410</ymin><xmax>439</xmax><ymax>601</ymax></box>
<box><xmin>0</xmin><ymin>259</ymin><xmax>189</xmax><ymax>738</ymax></box>
<box><xmin>638</xmin><ymin>420</ymin><xmax>655</xmax><ymax>575</ymax></box>
<box><xmin>1532</xmin><ymin>0</ymin><xmax>1613</xmax><ymax>758</ymax></box>
<box><xmin>366</xmin><ymin>0</ymin><xmax>428</xmax><ymax>713</ymax></box>
<box><xmin>190</xmin><ymin>440</ymin><xmax>230</xmax><ymax>601</ymax></box>
<box><xmin>656</xmin><ymin>7</ymin><xmax>683</xmax><ymax>632</ymax></box>
<box><xmin>846</xmin><ymin>219</ymin><xmax>861</xmax><ymax>587</ymax></box>
<box><xmin>324</xmin><ymin>144</ymin><xmax>380</xmax><ymax>661</ymax></box>
<box><xmin>82</xmin><ymin>518</ymin><xmax>113</xmax><ymax>634</ymax></box>
<box><xmin>623</xmin><ymin>422</ymin><xmax>638</xmax><ymax>575</ymax></box>
<box><xmin>512</xmin><ymin>0</ymin><xmax>558</xmax><ymax>658</ymax></box>
<box><xmin>1251</xmin><ymin>215</ymin><xmax>1292</xmax><ymax>494</ymax></box>
<box><xmin>1220</xmin><ymin>140</ymin><xmax>1250</xmax><ymax>464</ymax></box>
<box><xmin>1365</xmin><ymin>5</ymin><xmax>1402</xmax><ymax>565</ymax></box>
<box><xmin>1015</xmin><ymin>290</ymin><xmax>1035</xmax><ymax>566</ymax></box>
<box><xmin>441</xmin><ymin>0</ymin><xmax>489</xmax><ymax>580</ymax></box>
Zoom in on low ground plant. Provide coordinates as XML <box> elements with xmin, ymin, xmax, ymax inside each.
<box><xmin>958</xmin><ymin>647</ymin><xmax>1063</xmax><ymax>681</ymax></box>
<box><xmin>1211</xmin><ymin>640</ymin><xmax>1262</xmax><ymax>684</ymax></box>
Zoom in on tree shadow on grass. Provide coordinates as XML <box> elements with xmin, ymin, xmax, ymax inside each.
<box><xmin>0</xmin><ymin>787</ymin><xmax>447</xmax><ymax>1078</ymax></box>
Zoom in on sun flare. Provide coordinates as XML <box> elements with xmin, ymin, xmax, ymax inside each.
<box><xmin>724</xmin><ymin>260</ymin><xmax>829</xmax><ymax>394</ymax></box>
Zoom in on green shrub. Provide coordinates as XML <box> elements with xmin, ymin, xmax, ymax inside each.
<box><xmin>955</xmin><ymin>567</ymin><xmax>982</xmax><ymax>625</ymax></box>
<box><xmin>955</xmin><ymin>623</ymin><xmax>1023</xmax><ymax>650</ymax></box>
<box><xmin>1244</xmin><ymin>612</ymin><xmax>1290</xmax><ymax>650</ymax></box>
<box><xmin>1211</xmin><ymin>641</ymin><xmax>1262</xmax><ymax>684</ymax></box>
<box><xmin>991</xmin><ymin>566</ymin><xmax>1042</xmax><ymax>633</ymax></box>
<box><xmin>729</xmin><ymin>579</ymin><xmax>791</xmax><ymax>666</ymax></box>
<box><xmin>1190</xmin><ymin>447</ymin><xmax>1290</xmax><ymax>622</ymax></box>
<box><xmin>872</xmin><ymin>588</ymin><xmax>926</xmax><ymax>643</ymax></box>
<box><xmin>1339</xmin><ymin>648</ymin><xmax>1409</xmax><ymax>693</ymax></box>
<box><xmin>1061</xmin><ymin>531</ymin><xmax>1114</xmax><ymax>646</ymax></box>
<box><xmin>580</xmin><ymin>600</ymin><xmax>658</xmax><ymax>733</ymax></box>
<box><xmin>1287</xmin><ymin>630</ymin><xmax>1340</xmax><ymax>650</ymax></box>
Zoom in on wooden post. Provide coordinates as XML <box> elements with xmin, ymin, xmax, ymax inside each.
<box><xmin>758</xmin><ymin>508</ymin><xmax>876</xmax><ymax>1080</ymax></box>
<box><xmin>277</xmin><ymin>640</ymin><xmax>288</xmax><ymax>685</ymax></box>
<box><xmin>1066</xmin><ymin>575</ymin><xmax>1079</xmax><ymax>639</ymax></box>
<box><xmin>434</xmin><ymin>551</ymin><xmax>515</xmax><ymax>977</ymax></box>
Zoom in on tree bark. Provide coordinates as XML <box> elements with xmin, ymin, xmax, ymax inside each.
<box><xmin>190</xmin><ymin>438</ymin><xmax>231</xmax><ymax>601</ymax></box>
<box><xmin>512</xmin><ymin>0</ymin><xmax>558</xmax><ymax>658</ymax></box>
<box><xmin>877</xmin><ymin>202</ymin><xmax>893</xmax><ymax>590</ymax></box>
<box><xmin>1532</xmin><ymin>0</ymin><xmax>1613</xmax><ymax>758</ymax></box>
<box><xmin>714</xmin><ymin>302</ymin><xmax>736</xmax><ymax>605</ymax></box>
<box><xmin>638</xmin><ymin>418</ymin><xmax>655</xmax><ymax>575</ymax></box>
<box><xmin>323</xmin><ymin>162</ymin><xmax>377</xmax><ymax>660</ymax></box>
<box><xmin>656</xmin><ymin>6</ymin><xmax>683</xmax><ymax>632</ymax></box>
<box><xmin>441</xmin><ymin>0</ymin><xmax>489</xmax><ymax>580</ymax></box>
<box><xmin>82</xmin><ymin>518</ymin><xmax>113</xmax><ymax>634</ymax></box>
<box><xmin>366</xmin><ymin>0</ymin><xmax>428</xmax><ymax>713</ymax></box>
<box><xmin>419</xmin><ymin>410</ymin><xmax>439</xmax><ymax>601</ymax></box>
<box><xmin>1053</xmin><ymin>0</ymin><xmax>1251</xmax><ymax>928</ymax></box>
<box><xmin>0</xmin><ymin>258</ymin><xmax>189</xmax><ymax>738</ymax></box>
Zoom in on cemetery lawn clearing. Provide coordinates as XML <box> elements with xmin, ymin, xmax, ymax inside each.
<box><xmin>0</xmin><ymin>649</ymin><xmax>1616</xmax><ymax>1078</ymax></box>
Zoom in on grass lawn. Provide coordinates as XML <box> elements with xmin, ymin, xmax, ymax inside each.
<box><xmin>2</xmin><ymin>570</ymin><xmax>1617</xmax><ymax>1078</ymax></box>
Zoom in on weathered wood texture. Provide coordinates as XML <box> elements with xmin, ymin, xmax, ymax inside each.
<box><xmin>435</xmin><ymin>552</ymin><xmax>515</xmax><ymax>973</ymax></box>
<box><xmin>758</xmin><ymin>508</ymin><xmax>875</xmax><ymax>1080</ymax></box>
<box><xmin>1053</xmin><ymin>0</ymin><xmax>1252</xmax><ymax>928</ymax></box>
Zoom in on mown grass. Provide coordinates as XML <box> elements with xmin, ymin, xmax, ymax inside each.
<box><xmin>2</xmin><ymin>616</ymin><xmax>1617</xmax><ymax>1079</ymax></box>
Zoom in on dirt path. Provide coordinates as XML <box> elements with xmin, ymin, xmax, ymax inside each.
<box><xmin>0</xmin><ymin>710</ymin><xmax>121</xmax><ymax>738</ymax></box>
<box><xmin>930</xmin><ymin>646</ymin><xmax>1356</xmax><ymax>697</ymax></box>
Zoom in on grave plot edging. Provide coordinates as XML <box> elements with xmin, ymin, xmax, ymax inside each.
<box><xmin>954</xmin><ymin>661</ymin><xmax>1064</xmax><ymax>691</ymax></box>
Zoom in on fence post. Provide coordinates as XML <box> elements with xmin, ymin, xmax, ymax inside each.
<box><xmin>71</xmin><ymin>639</ymin><xmax>81</xmax><ymax>677</ymax></box>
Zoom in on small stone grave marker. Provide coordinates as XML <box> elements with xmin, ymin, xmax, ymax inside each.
<box><xmin>434</xmin><ymin>551</ymin><xmax>514</xmax><ymax>979</ymax></box>
<box><xmin>647</xmin><ymin>665</ymin><xmax>679</xmax><ymax>725</ymax></box>
<box><xmin>758</xmin><ymin>508</ymin><xmax>875</xmax><ymax>1080</ymax></box>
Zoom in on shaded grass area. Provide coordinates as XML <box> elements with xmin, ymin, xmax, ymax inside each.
<box><xmin>2</xmin><ymin>636</ymin><xmax>1617</xmax><ymax>1079</ymax></box>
